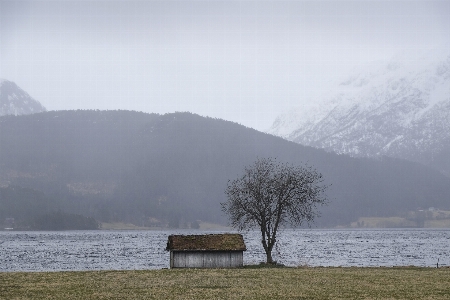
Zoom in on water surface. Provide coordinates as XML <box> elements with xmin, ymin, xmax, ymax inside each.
<box><xmin>1</xmin><ymin>229</ymin><xmax>449</xmax><ymax>272</ymax></box>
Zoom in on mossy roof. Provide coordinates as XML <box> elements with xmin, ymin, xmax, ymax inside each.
<box><xmin>166</xmin><ymin>233</ymin><xmax>246</xmax><ymax>251</ymax></box>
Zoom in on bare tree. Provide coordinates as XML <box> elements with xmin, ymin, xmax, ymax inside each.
<box><xmin>222</xmin><ymin>157</ymin><xmax>328</xmax><ymax>264</ymax></box>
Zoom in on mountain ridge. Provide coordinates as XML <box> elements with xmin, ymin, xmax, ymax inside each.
<box><xmin>269</xmin><ymin>52</ymin><xmax>450</xmax><ymax>176</ymax></box>
<box><xmin>1</xmin><ymin>110</ymin><xmax>450</xmax><ymax>228</ymax></box>
<box><xmin>0</xmin><ymin>79</ymin><xmax>46</xmax><ymax>116</ymax></box>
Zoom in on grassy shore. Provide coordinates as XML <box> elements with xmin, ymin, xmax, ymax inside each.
<box><xmin>1</xmin><ymin>267</ymin><xmax>450</xmax><ymax>299</ymax></box>
<box><xmin>99</xmin><ymin>221</ymin><xmax>231</xmax><ymax>230</ymax></box>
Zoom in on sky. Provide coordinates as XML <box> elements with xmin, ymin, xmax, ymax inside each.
<box><xmin>1</xmin><ymin>0</ymin><xmax>449</xmax><ymax>131</ymax></box>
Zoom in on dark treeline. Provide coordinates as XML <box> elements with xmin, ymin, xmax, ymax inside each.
<box><xmin>33</xmin><ymin>211</ymin><xmax>99</xmax><ymax>230</ymax></box>
<box><xmin>1</xmin><ymin>110</ymin><xmax>450</xmax><ymax>229</ymax></box>
<box><xmin>0</xmin><ymin>186</ymin><xmax>98</xmax><ymax>230</ymax></box>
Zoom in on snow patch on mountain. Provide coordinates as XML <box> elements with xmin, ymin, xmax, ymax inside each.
<box><xmin>268</xmin><ymin>50</ymin><xmax>450</xmax><ymax>175</ymax></box>
<box><xmin>0</xmin><ymin>79</ymin><xmax>46</xmax><ymax>116</ymax></box>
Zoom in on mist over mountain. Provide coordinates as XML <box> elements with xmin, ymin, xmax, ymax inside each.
<box><xmin>0</xmin><ymin>79</ymin><xmax>46</xmax><ymax>116</ymax></box>
<box><xmin>269</xmin><ymin>51</ymin><xmax>450</xmax><ymax>177</ymax></box>
<box><xmin>1</xmin><ymin>110</ymin><xmax>450</xmax><ymax>229</ymax></box>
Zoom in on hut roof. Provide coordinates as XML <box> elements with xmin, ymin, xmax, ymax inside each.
<box><xmin>166</xmin><ymin>233</ymin><xmax>246</xmax><ymax>251</ymax></box>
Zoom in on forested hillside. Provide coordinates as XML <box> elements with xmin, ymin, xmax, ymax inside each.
<box><xmin>1</xmin><ymin>110</ymin><xmax>450</xmax><ymax>229</ymax></box>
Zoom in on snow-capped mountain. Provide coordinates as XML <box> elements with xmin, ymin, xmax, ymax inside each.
<box><xmin>0</xmin><ymin>79</ymin><xmax>46</xmax><ymax>116</ymax></box>
<box><xmin>268</xmin><ymin>50</ymin><xmax>450</xmax><ymax>176</ymax></box>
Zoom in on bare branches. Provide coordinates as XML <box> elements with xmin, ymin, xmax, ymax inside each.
<box><xmin>221</xmin><ymin>157</ymin><xmax>329</xmax><ymax>263</ymax></box>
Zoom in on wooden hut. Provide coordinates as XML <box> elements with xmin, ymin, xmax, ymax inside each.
<box><xmin>166</xmin><ymin>233</ymin><xmax>246</xmax><ymax>268</ymax></box>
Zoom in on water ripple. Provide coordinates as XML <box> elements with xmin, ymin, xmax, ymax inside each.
<box><xmin>1</xmin><ymin>229</ymin><xmax>449</xmax><ymax>272</ymax></box>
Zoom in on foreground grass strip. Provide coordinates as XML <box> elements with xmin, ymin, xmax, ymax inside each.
<box><xmin>1</xmin><ymin>267</ymin><xmax>450</xmax><ymax>299</ymax></box>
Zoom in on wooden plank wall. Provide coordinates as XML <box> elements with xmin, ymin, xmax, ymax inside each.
<box><xmin>171</xmin><ymin>251</ymin><xmax>243</xmax><ymax>268</ymax></box>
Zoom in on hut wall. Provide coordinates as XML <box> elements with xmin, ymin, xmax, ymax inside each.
<box><xmin>170</xmin><ymin>251</ymin><xmax>243</xmax><ymax>268</ymax></box>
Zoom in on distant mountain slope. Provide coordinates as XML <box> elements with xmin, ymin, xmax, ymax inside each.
<box><xmin>0</xmin><ymin>79</ymin><xmax>46</xmax><ymax>116</ymax></box>
<box><xmin>268</xmin><ymin>51</ymin><xmax>450</xmax><ymax>177</ymax></box>
<box><xmin>1</xmin><ymin>110</ymin><xmax>450</xmax><ymax>227</ymax></box>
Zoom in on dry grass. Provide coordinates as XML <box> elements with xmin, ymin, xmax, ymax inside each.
<box><xmin>1</xmin><ymin>267</ymin><xmax>450</xmax><ymax>299</ymax></box>
<box><xmin>99</xmin><ymin>221</ymin><xmax>231</xmax><ymax>230</ymax></box>
<box><xmin>167</xmin><ymin>234</ymin><xmax>246</xmax><ymax>251</ymax></box>
<box><xmin>426</xmin><ymin>219</ymin><xmax>450</xmax><ymax>228</ymax></box>
<box><xmin>100</xmin><ymin>222</ymin><xmax>152</xmax><ymax>230</ymax></box>
<box><xmin>350</xmin><ymin>211</ymin><xmax>450</xmax><ymax>228</ymax></box>
<box><xmin>350</xmin><ymin>217</ymin><xmax>450</xmax><ymax>228</ymax></box>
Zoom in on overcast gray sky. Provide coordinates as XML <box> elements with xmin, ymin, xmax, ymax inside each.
<box><xmin>1</xmin><ymin>0</ymin><xmax>449</xmax><ymax>130</ymax></box>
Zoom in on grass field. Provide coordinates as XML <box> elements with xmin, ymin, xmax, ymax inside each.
<box><xmin>1</xmin><ymin>267</ymin><xmax>450</xmax><ymax>299</ymax></box>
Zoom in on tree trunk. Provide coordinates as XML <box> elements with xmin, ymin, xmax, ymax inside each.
<box><xmin>266</xmin><ymin>250</ymin><xmax>273</xmax><ymax>264</ymax></box>
<box><xmin>262</xmin><ymin>229</ymin><xmax>276</xmax><ymax>264</ymax></box>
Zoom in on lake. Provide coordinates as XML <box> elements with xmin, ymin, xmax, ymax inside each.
<box><xmin>1</xmin><ymin>229</ymin><xmax>449</xmax><ymax>272</ymax></box>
